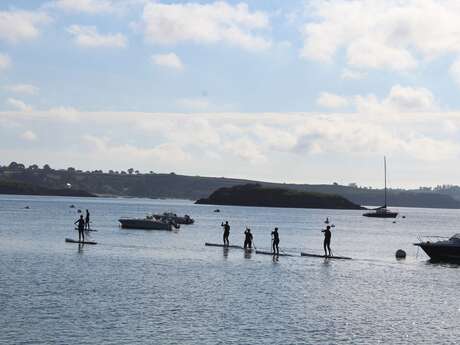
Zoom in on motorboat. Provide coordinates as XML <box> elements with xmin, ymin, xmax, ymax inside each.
<box><xmin>153</xmin><ymin>212</ymin><xmax>194</xmax><ymax>225</ymax></box>
<box><xmin>363</xmin><ymin>157</ymin><xmax>398</xmax><ymax>218</ymax></box>
<box><xmin>414</xmin><ymin>234</ymin><xmax>460</xmax><ymax>261</ymax></box>
<box><xmin>118</xmin><ymin>216</ymin><xmax>179</xmax><ymax>230</ymax></box>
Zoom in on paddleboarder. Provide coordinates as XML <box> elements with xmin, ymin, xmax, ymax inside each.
<box><xmin>85</xmin><ymin>209</ymin><xmax>90</xmax><ymax>230</ymax></box>
<box><xmin>74</xmin><ymin>215</ymin><xmax>85</xmax><ymax>242</ymax></box>
<box><xmin>221</xmin><ymin>221</ymin><xmax>230</xmax><ymax>246</ymax></box>
<box><xmin>244</xmin><ymin>228</ymin><xmax>253</xmax><ymax>249</ymax></box>
<box><xmin>322</xmin><ymin>225</ymin><xmax>332</xmax><ymax>257</ymax></box>
<box><xmin>271</xmin><ymin>227</ymin><xmax>280</xmax><ymax>255</ymax></box>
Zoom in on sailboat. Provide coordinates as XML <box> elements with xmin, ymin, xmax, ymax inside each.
<box><xmin>363</xmin><ymin>157</ymin><xmax>398</xmax><ymax>218</ymax></box>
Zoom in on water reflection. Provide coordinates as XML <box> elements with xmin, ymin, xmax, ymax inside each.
<box><xmin>244</xmin><ymin>249</ymin><xmax>252</xmax><ymax>259</ymax></box>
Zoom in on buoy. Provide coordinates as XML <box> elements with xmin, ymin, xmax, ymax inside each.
<box><xmin>395</xmin><ymin>249</ymin><xmax>406</xmax><ymax>259</ymax></box>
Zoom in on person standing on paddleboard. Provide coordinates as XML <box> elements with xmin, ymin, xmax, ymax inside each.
<box><xmin>221</xmin><ymin>221</ymin><xmax>230</xmax><ymax>246</ymax></box>
<box><xmin>322</xmin><ymin>225</ymin><xmax>332</xmax><ymax>257</ymax></box>
<box><xmin>244</xmin><ymin>228</ymin><xmax>253</xmax><ymax>249</ymax></box>
<box><xmin>75</xmin><ymin>215</ymin><xmax>85</xmax><ymax>242</ymax></box>
<box><xmin>271</xmin><ymin>227</ymin><xmax>280</xmax><ymax>255</ymax></box>
<box><xmin>85</xmin><ymin>209</ymin><xmax>90</xmax><ymax>230</ymax></box>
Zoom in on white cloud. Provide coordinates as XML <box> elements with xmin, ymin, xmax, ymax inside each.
<box><xmin>51</xmin><ymin>0</ymin><xmax>116</xmax><ymax>14</ymax></box>
<box><xmin>384</xmin><ymin>85</ymin><xmax>435</xmax><ymax>111</ymax></box>
<box><xmin>224</xmin><ymin>137</ymin><xmax>266</xmax><ymax>163</ymax></box>
<box><xmin>450</xmin><ymin>58</ymin><xmax>460</xmax><ymax>86</ymax></box>
<box><xmin>316</xmin><ymin>92</ymin><xmax>349</xmax><ymax>109</ymax></box>
<box><xmin>47</xmin><ymin>107</ymin><xmax>80</xmax><ymax>121</ymax></box>
<box><xmin>7</xmin><ymin>98</ymin><xmax>33</xmax><ymax>112</ymax></box>
<box><xmin>341</xmin><ymin>68</ymin><xmax>366</xmax><ymax>80</ymax></box>
<box><xmin>0</xmin><ymin>53</ymin><xmax>10</xmax><ymax>70</ymax></box>
<box><xmin>6</xmin><ymin>84</ymin><xmax>39</xmax><ymax>95</ymax></box>
<box><xmin>67</xmin><ymin>25</ymin><xmax>127</xmax><ymax>48</ymax></box>
<box><xmin>20</xmin><ymin>130</ymin><xmax>37</xmax><ymax>141</ymax></box>
<box><xmin>300</xmin><ymin>0</ymin><xmax>460</xmax><ymax>72</ymax></box>
<box><xmin>0</xmin><ymin>10</ymin><xmax>50</xmax><ymax>43</ymax></box>
<box><xmin>152</xmin><ymin>52</ymin><xmax>183</xmax><ymax>70</ymax></box>
<box><xmin>83</xmin><ymin>135</ymin><xmax>189</xmax><ymax>163</ymax></box>
<box><xmin>141</xmin><ymin>2</ymin><xmax>271</xmax><ymax>51</ymax></box>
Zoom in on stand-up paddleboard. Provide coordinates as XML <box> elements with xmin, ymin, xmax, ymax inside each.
<box><xmin>205</xmin><ymin>243</ymin><xmax>254</xmax><ymax>251</ymax></box>
<box><xmin>65</xmin><ymin>238</ymin><xmax>97</xmax><ymax>245</ymax></box>
<box><xmin>300</xmin><ymin>252</ymin><xmax>351</xmax><ymax>260</ymax></box>
<box><xmin>255</xmin><ymin>250</ymin><xmax>293</xmax><ymax>257</ymax></box>
<box><xmin>74</xmin><ymin>228</ymin><xmax>98</xmax><ymax>232</ymax></box>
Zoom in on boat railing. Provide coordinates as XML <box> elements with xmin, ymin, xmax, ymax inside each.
<box><xmin>416</xmin><ymin>234</ymin><xmax>450</xmax><ymax>243</ymax></box>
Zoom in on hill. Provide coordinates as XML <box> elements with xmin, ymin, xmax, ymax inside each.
<box><xmin>1</xmin><ymin>162</ymin><xmax>460</xmax><ymax>208</ymax></box>
<box><xmin>196</xmin><ymin>184</ymin><xmax>364</xmax><ymax>210</ymax></box>
<box><xmin>0</xmin><ymin>179</ymin><xmax>96</xmax><ymax>197</ymax></box>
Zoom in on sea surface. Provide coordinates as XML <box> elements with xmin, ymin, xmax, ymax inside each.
<box><xmin>1</xmin><ymin>195</ymin><xmax>459</xmax><ymax>344</ymax></box>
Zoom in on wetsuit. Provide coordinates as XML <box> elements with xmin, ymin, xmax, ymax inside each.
<box><xmin>272</xmin><ymin>230</ymin><xmax>279</xmax><ymax>254</ymax></box>
<box><xmin>323</xmin><ymin>228</ymin><xmax>332</xmax><ymax>256</ymax></box>
<box><xmin>85</xmin><ymin>210</ymin><xmax>90</xmax><ymax>230</ymax></box>
<box><xmin>222</xmin><ymin>223</ymin><xmax>230</xmax><ymax>246</ymax></box>
<box><xmin>244</xmin><ymin>230</ymin><xmax>253</xmax><ymax>249</ymax></box>
<box><xmin>75</xmin><ymin>217</ymin><xmax>85</xmax><ymax>242</ymax></box>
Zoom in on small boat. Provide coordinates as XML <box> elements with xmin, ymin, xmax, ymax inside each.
<box><xmin>65</xmin><ymin>238</ymin><xmax>97</xmax><ymax>245</ymax></box>
<box><xmin>255</xmin><ymin>250</ymin><xmax>293</xmax><ymax>257</ymax></box>
<box><xmin>363</xmin><ymin>157</ymin><xmax>398</xmax><ymax>218</ymax></box>
<box><xmin>414</xmin><ymin>234</ymin><xmax>460</xmax><ymax>261</ymax></box>
<box><xmin>153</xmin><ymin>212</ymin><xmax>194</xmax><ymax>224</ymax></box>
<box><xmin>300</xmin><ymin>252</ymin><xmax>352</xmax><ymax>260</ymax></box>
<box><xmin>118</xmin><ymin>217</ymin><xmax>178</xmax><ymax>230</ymax></box>
<box><xmin>214</xmin><ymin>209</ymin><xmax>220</xmax><ymax>213</ymax></box>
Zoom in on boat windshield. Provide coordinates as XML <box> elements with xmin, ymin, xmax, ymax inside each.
<box><xmin>449</xmin><ymin>233</ymin><xmax>460</xmax><ymax>241</ymax></box>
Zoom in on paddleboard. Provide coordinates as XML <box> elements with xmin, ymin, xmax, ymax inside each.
<box><xmin>300</xmin><ymin>252</ymin><xmax>351</xmax><ymax>260</ymax></box>
<box><xmin>65</xmin><ymin>238</ymin><xmax>97</xmax><ymax>245</ymax></box>
<box><xmin>74</xmin><ymin>228</ymin><xmax>98</xmax><ymax>232</ymax></box>
<box><xmin>255</xmin><ymin>250</ymin><xmax>293</xmax><ymax>257</ymax></box>
<box><xmin>205</xmin><ymin>242</ymin><xmax>244</xmax><ymax>249</ymax></box>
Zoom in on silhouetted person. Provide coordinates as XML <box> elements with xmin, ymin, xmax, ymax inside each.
<box><xmin>221</xmin><ymin>221</ymin><xmax>230</xmax><ymax>246</ymax></box>
<box><xmin>75</xmin><ymin>215</ymin><xmax>85</xmax><ymax>242</ymax></box>
<box><xmin>85</xmin><ymin>209</ymin><xmax>90</xmax><ymax>230</ymax></box>
<box><xmin>322</xmin><ymin>225</ymin><xmax>332</xmax><ymax>257</ymax></box>
<box><xmin>271</xmin><ymin>227</ymin><xmax>279</xmax><ymax>255</ymax></box>
<box><xmin>244</xmin><ymin>228</ymin><xmax>253</xmax><ymax>249</ymax></box>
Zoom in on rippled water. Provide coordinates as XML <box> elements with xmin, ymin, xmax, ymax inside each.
<box><xmin>1</xmin><ymin>195</ymin><xmax>459</xmax><ymax>344</ymax></box>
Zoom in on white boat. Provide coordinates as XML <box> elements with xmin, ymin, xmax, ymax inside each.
<box><xmin>363</xmin><ymin>157</ymin><xmax>398</xmax><ymax>218</ymax></box>
<box><xmin>118</xmin><ymin>217</ymin><xmax>178</xmax><ymax>230</ymax></box>
<box><xmin>414</xmin><ymin>234</ymin><xmax>460</xmax><ymax>261</ymax></box>
<box><xmin>153</xmin><ymin>212</ymin><xmax>194</xmax><ymax>224</ymax></box>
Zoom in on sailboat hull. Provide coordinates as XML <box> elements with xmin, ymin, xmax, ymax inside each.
<box><xmin>363</xmin><ymin>211</ymin><xmax>398</xmax><ymax>218</ymax></box>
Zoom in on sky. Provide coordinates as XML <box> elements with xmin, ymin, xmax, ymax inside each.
<box><xmin>2</xmin><ymin>0</ymin><xmax>460</xmax><ymax>188</ymax></box>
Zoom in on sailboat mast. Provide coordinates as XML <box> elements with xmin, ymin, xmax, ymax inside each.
<box><xmin>384</xmin><ymin>156</ymin><xmax>387</xmax><ymax>207</ymax></box>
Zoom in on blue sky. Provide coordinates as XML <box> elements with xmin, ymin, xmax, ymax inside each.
<box><xmin>2</xmin><ymin>0</ymin><xmax>460</xmax><ymax>188</ymax></box>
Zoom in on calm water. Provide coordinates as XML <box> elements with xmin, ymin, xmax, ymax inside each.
<box><xmin>1</xmin><ymin>195</ymin><xmax>459</xmax><ymax>344</ymax></box>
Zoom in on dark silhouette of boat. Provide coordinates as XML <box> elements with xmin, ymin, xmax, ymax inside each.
<box><xmin>414</xmin><ymin>234</ymin><xmax>460</xmax><ymax>261</ymax></box>
<box><xmin>118</xmin><ymin>216</ymin><xmax>179</xmax><ymax>230</ymax></box>
<box><xmin>153</xmin><ymin>212</ymin><xmax>194</xmax><ymax>224</ymax></box>
<box><xmin>363</xmin><ymin>157</ymin><xmax>398</xmax><ymax>218</ymax></box>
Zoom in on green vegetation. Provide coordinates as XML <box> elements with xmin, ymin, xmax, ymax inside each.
<box><xmin>2</xmin><ymin>162</ymin><xmax>460</xmax><ymax>208</ymax></box>
<box><xmin>196</xmin><ymin>184</ymin><xmax>364</xmax><ymax>209</ymax></box>
<box><xmin>0</xmin><ymin>179</ymin><xmax>95</xmax><ymax>197</ymax></box>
